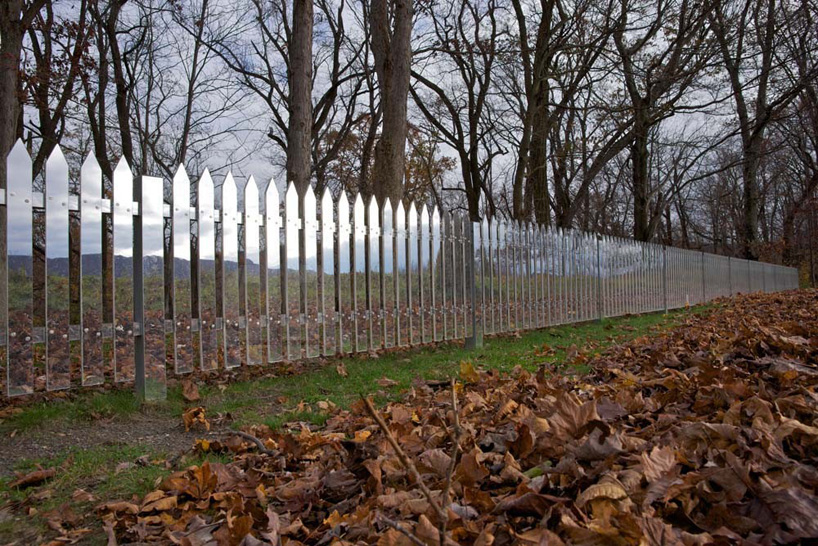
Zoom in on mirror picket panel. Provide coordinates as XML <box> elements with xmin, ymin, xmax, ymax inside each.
<box><xmin>432</xmin><ymin>208</ymin><xmax>443</xmax><ymax>341</ymax></box>
<box><xmin>353</xmin><ymin>194</ymin><xmax>367</xmax><ymax>352</ymax></box>
<box><xmin>284</xmin><ymin>183</ymin><xmax>301</xmax><ymax>360</ymax></box>
<box><xmin>265</xmin><ymin>181</ymin><xmax>283</xmax><ymax>362</ymax></box>
<box><xmin>45</xmin><ymin>148</ymin><xmax>71</xmax><ymax>390</ymax></box>
<box><xmin>481</xmin><ymin>218</ymin><xmax>490</xmax><ymax>334</ymax></box>
<box><xmin>172</xmin><ymin>166</ymin><xmax>194</xmax><ymax>374</ymax></box>
<box><xmin>367</xmin><ymin>197</ymin><xmax>382</xmax><ymax>350</ymax></box>
<box><xmin>80</xmin><ymin>154</ymin><xmax>105</xmax><ymax>385</ymax></box>
<box><xmin>463</xmin><ymin>216</ymin><xmax>472</xmax><ymax>339</ymax></box>
<box><xmin>221</xmin><ymin>175</ymin><xmax>242</xmax><ymax>368</ymax></box>
<box><xmin>337</xmin><ymin>193</ymin><xmax>354</xmax><ymax>353</ymax></box>
<box><xmin>320</xmin><ymin>188</ymin><xmax>337</xmax><ymax>355</ymax></box>
<box><xmin>142</xmin><ymin>176</ymin><xmax>167</xmax><ymax>400</ymax></box>
<box><xmin>303</xmin><ymin>186</ymin><xmax>320</xmax><ymax>358</ymax></box>
<box><xmin>382</xmin><ymin>200</ymin><xmax>395</xmax><ymax>348</ymax></box>
<box><xmin>395</xmin><ymin>202</ymin><xmax>409</xmax><ymax>347</ymax></box>
<box><xmin>244</xmin><ymin>177</ymin><xmax>263</xmax><ymax>365</ymax></box>
<box><xmin>420</xmin><ymin>205</ymin><xmax>432</xmax><ymax>343</ymax></box>
<box><xmin>113</xmin><ymin>158</ymin><xmax>134</xmax><ymax>383</ymax></box>
<box><xmin>441</xmin><ymin>212</ymin><xmax>452</xmax><ymax>338</ymax></box>
<box><xmin>198</xmin><ymin>171</ymin><xmax>219</xmax><ymax>370</ymax></box>
<box><xmin>408</xmin><ymin>203</ymin><xmax>420</xmax><ymax>344</ymax></box>
<box><xmin>5</xmin><ymin>143</ymin><xmax>35</xmax><ymax>395</ymax></box>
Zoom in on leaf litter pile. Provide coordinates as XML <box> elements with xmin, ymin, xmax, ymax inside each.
<box><xmin>100</xmin><ymin>290</ymin><xmax>818</xmax><ymax>545</ymax></box>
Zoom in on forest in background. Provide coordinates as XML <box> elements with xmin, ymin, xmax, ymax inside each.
<box><xmin>1</xmin><ymin>0</ymin><xmax>817</xmax><ymax>277</ymax></box>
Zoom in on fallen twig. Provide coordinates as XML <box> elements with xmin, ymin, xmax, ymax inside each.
<box><xmin>226</xmin><ymin>431</ymin><xmax>277</xmax><ymax>456</ymax></box>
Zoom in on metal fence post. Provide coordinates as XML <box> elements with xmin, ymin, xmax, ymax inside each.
<box><xmin>134</xmin><ymin>177</ymin><xmax>146</xmax><ymax>402</ymax></box>
<box><xmin>466</xmin><ymin>220</ymin><xmax>483</xmax><ymax>349</ymax></box>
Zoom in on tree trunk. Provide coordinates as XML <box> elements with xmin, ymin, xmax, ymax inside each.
<box><xmin>741</xmin><ymin>138</ymin><xmax>762</xmax><ymax>259</ymax></box>
<box><xmin>631</xmin><ymin>108</ymin><xmax>651</xmax><ymax>241</ymax></box>
<box><xmin>0</xmin><ymin>0</ymin><xmax>27</xmax><ymax>190</ymax></box>
<box><xmin>287</xmin><ymin>0</ymin><xmax>313</xmax><ymax>196</ymax></box>
<box><xmin>370</xmin><ymin>0</ymin><xmax>413</xmax><ymax>208</ymax></box>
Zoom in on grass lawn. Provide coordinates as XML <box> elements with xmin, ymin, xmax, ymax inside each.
<box><xmin>0</xmin><ymin>304</ymin><xmax>712</xmax><ymax>544</ymax></box>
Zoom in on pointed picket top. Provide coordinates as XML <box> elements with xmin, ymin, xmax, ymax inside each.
<box><xmin>395</xmin><ymin>199</ymin><xmax>406</xmax><ymax>232</ymax></box>
<box><xmin>245</xmin><ymin>176</ymin><xmax>260</xmax><ymax>216</ymax></box>
<box><xmin>198</xmin><ymin>169</ymin><xmax>215</xmax><ymax>211</ymax></box>
<box><xmin>420</xmin><ymin>203</ymin><xmax>429</xmax><ymax>222</ymax></box>
<box><xmin>7</xmin><ymin>139</ymin><xmax>31</xmax><ymax>176</ymax></box>
<box><xmin>321</xmin><ymin>186</ymin><xmax>333</xmax><ymax>215</ymax></box>
<box><xmin>353</xmin><ymin>192</ymin><xmax>365</xmax><ymax>228</ymax></box>
<box><xmin>113</xmin><ymin>156</ymin><xmax>131</xmax><ymax>177</ymax></box>
<box><xmin>303</xmin><ymin>184</ymin><xmax>317</xmax><ymax>231</ymax></box>
<box><xmin>284</xmin><ymin>181</ymin><xmax>299</xmax><ymax>225</ymax></box>
<box><xmin>221</xmin><ymin>172</ymin><xmax>238</xmax><ymax>216</ymax></box>
<box><xmin>46</xmin><ymin>145</ymin><xmax>68</xmax><ymax>176</ymax></box>
<box><xmin>46</xmin><ymin>146</ymin><xmax>69</xmax><ymax>204</ymax></box>
<box><xmin>481</xmin><ymin>215</ymin><xmax>489</xmax><ymax>240</ymax></box>
<box><xmin>321</xmin><ymin>186</ymin><xmax>334</xmax><ymax>229</ymax></box>
<box><xmin>80</xmin><ymin>150</ymin><xmax>101</xmax><ymax>179</ymax></box>
<box><xmin>382</xmin><ymin>198</ymin><xmax>393</xmax><ymax>235</ymax></box>
<box><xmin>264</xmin><ymin>177</ymin><xmax>280</xmax><ymax>226</ymax></box>
<box><xmin>173</xmin><ymin>165</ymin><xmax>190</xmax><ymax>215</ymax></box>
<box><xmin>408</xmin><ymin>201</ymin><xmax>418</xmax><ymax>230</ymax></box>
<box><xmin>338</xmin><ymin>190</ymin><xmax>350</xmax><ymax>226</ymax></box>
<box><xmin>304</xmin><ymin>183</ymin><xmax>316</xmax><ymax>214</ymax></box>
<box><xmin>368</xmin><ymin>195</ymin><xmax>380</xmax><ymax>232</ymax></box>
<box><xmin>112</xmin><ymin>156</ymin><xmax>132</xmax><ymax>214</ymax></box>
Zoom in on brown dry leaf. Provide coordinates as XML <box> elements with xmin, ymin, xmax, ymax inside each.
<box><xmin>183</xmin><ymin>406</ymin><xmax>210</xmax><ymax>431</ymax></box>
<box><xmin>377</xmin><ymin>376</ymin><xmax>398</xmax><ymax>388</ymax></box>
<box><xmin>336</xmin><ymin>362</ymin><xmax>349</xmax><ymax>377</ymax></box>
<box><xmin>181</xmin><ymin>379</ymin><xmax>201</xmax><ymax>402</ymax></box>
<box><xmin>9</xmin><ymin>467</ymin><xmax>56</xmax><ymax>489</ymax></box>
<box><xmin>459</xmin><ymin>360</ymin><xmax>480</xmax><ymax>383</ymax></box>
<box><xmin>89</xmin><ymin>292</ymin><xmax>818</xmax><ymax>546</ymax></box>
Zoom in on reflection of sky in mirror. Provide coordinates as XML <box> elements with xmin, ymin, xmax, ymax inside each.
<box><xmin>173</xmin><ymin>166</ymin><xmax>192</xmax><ymax>262</ymax></box>
<box><xmin>7</xmin><ymin>142</ymin><xmax>33</xmax><ymax>257</ymax></box>
<box><xmin>112</xmin><ymin>157</ymin><xmax>134</xmax><ymax>258</ymax></box>
<box><xmin>142</xmin><ymin>177</ymin><xmax>165</xmax><ymax>257</ymax></box>
<box><xmin>46</xmin><ymin>148</ymin><xmax>70</xmax><ymax>258</ymax></box>
<box><xmin>81</xmin><ymin>153</ymin><xmax>103</xmax><ymax>256</ymax></box>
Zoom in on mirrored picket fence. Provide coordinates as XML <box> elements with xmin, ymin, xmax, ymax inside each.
<box><xmin>0</xmin><ymin>144</ymin><xmax>800</xmax><ymax>398</ymax></box>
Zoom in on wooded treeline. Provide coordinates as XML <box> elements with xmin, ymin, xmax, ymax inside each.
<box><xmin>1</xmin><ymin>0</ymin><xmax>817</xmax><ymax>277</ymax></box>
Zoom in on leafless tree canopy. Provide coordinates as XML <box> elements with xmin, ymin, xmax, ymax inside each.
<box><xmin>2</xmin><ymin>0</ymin><xmax>818</xmax><ymax>274</ymax></box>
